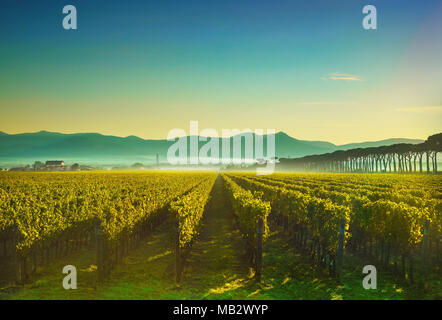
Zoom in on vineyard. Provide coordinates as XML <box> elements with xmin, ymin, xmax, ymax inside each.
<box><xmin>224</xmin><ymin>173</ymin><xmax>441</xmax><ymax>283</ymax></box>
<box><xmin>0</xmin><ymin>171</ymin><xmax>441</xmax><ymax>299</ymax></box>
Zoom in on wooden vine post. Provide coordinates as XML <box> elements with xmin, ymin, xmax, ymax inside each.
<box><xmin>421</xmin><ymin>221</ymin><xmax>430</xmax><ymax>284</ymax></box>
<box><xmin>175</xmin><ymin>217</ymin><xmax>182</xmax><ymax>283</ymax></box>
<box><xmin>256</xmin><ymin>218</ymin><xmax>264</xmax><ymax>282</ymax></box>
<box><xmin>95</xmin><ymin>218</ymin><xmax>105</xmax><ymax>283</ymax></box>
<box><xmin>13</xmin><ymin>225</ymin><xmax>22</xmax><ymax>285</ymax></box>
<box><xmin>336</xmin><ymin>218</ymin><xmax>345</xmax><ymax>278</ymax></box>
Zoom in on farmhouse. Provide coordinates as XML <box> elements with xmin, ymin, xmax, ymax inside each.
<box><xmin>39</xmin><ymin>160</ymin><xmax>68</xmax><ymax>171</ymax></box>
<box><xmin>45</xmin><ymin>160</ymin><xmax>65</xmax><ymax>167</ymax></box>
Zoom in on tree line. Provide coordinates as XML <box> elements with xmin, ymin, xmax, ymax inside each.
<box><xmin>279</xmin><ymin>133</ymin><xmax>441</xmax><ymax>173</ymax></box>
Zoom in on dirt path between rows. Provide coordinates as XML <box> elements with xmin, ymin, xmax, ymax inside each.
<box><xmin>181</xmin><ymin>175</ymin><xmax>251</xmax><ymax>298</ymax></box>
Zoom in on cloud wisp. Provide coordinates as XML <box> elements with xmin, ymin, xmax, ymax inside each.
<box><xmin>321</xmin><ymin>72</ymin><xmax>363</xmax><ymax>81</ymax></box>
<box><xmin>395</xmin><ymin>106</ymin><xmax>442</xmax><ymax>113</ymax></box>
<box><xmin>297</xmin><ymin>101</ymin><xmax>358</xmax><ymax>105</ymax></box>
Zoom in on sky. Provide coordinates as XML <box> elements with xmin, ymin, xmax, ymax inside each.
<box><xmin>0</xmin><ymin>0</ymin><xmax>441</xmax><ymax>144</ymax></box>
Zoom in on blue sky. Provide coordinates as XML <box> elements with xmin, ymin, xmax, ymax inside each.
<box><xmin>0</xmin><ymin>0</ymin><xmax>440</xmax><ymax>143</ymax></box>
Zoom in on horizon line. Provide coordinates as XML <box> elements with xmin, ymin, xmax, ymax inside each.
<box><xmin>0</xmin><ymin>129</ymin><xmax>429</xmax><ymax>146</ymax></box>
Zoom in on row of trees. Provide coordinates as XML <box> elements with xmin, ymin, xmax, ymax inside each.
<box><xmin>279</xmin><ymin>133</ymin><xmax>441</xmax><ymax>173</ymax></box>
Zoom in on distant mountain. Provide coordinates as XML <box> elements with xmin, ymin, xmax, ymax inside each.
<box><xmin>0</xmin><ymin>130</ymin><xmax>424</xmax><ymax>163</ymax></box>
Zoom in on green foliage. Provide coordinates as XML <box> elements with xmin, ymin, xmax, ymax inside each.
<box><xmin>0</xmin><ymin>171</ymin><xmax>210</xmax><ymax>255</ymax></box>
<box><xmin>222</xmin><ymin>175</ymin><xmax>270</xmax><ymax>248</ymax></box>
<box><xmin>227</xmin><ymin>174</ymin><xmax>350</xmax><ymax>255</ymax></box>
<box><xmin>227</xmin><ymin>172</ymin><xmax>441</xmax><ymax>258</ymax></box>
<box><xmin>170</xmin><ymin>174</ymin><xmax>217</xmax><ymax>248</ymax></box>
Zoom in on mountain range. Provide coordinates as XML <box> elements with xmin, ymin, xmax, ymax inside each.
<box><xmin>0</xmin><ymin>131</ymin><xmax>424</xmax><ymax>164</ymax></box>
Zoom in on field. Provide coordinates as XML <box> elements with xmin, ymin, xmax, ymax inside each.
<box><xmin>0</xmin><ymin>171</ymin><xmax>441</xmax><ymax>300</ymax></box>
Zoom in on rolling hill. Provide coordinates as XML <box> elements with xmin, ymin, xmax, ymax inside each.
<box><xmin>0</xmin><ymin>130</ymin><xmax>424</xmax><ymax>164</ymax></box>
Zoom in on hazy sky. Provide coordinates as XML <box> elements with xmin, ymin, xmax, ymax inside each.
<box><xmin>0</xmin><ymin>0</ymin><xmax>441</xmax><ymax>144</ymax></box>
